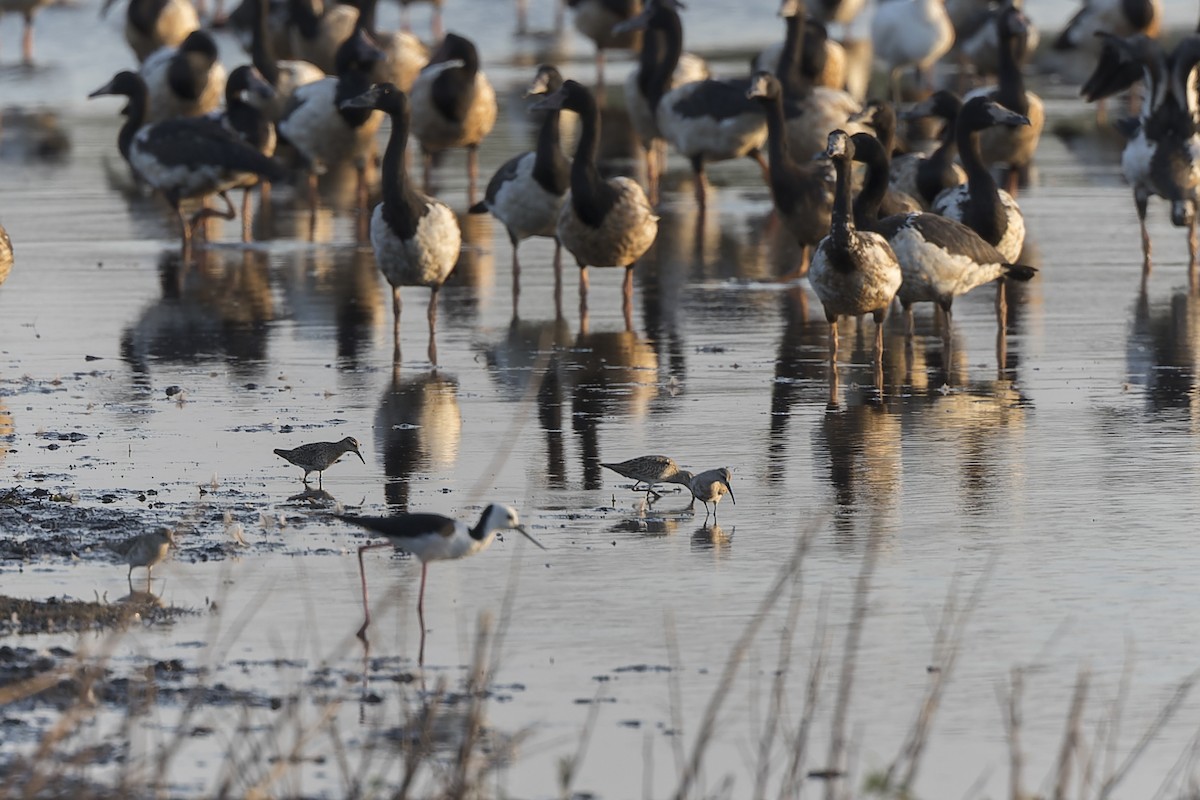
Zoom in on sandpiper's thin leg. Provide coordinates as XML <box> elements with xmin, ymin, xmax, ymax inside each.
<box><xmin>622</xmin><ymin>265</ymin><xmax>634</xmax><ymax>331</ymax></box>
<box><xmin>427</xmin><ymin>285</ymin><xmax>439</xmax><ymax>366</ymax></box>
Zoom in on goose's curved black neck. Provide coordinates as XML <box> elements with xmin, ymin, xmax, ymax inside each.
<box><xmin>956</xmin><ymin>121</ymin><xmax>1005</xmax><ymax>243</ymax></box>
<box><xmin>251</xmin><ymin>0</ymin><xmax>280</xmax><ymax>86</ymax></box>
<box><xmin>994</xmin><ymin>21</ymin><xmax>1028</xmax><ymax>114</ymax></box>
<box><xmin>958</xmin><ymin>122</ymin><xmax>997</xmax><ymax>194</ymax></box>
<box><xmin>118</xmin><ymin>84</ymin><xmax>148</xmax><ymax>162</ymax></box>
<box><xmin>919</xmin><ymin>119</ymin><xmax>959</xmax><ymax>201</ymax></box>
<box><xmin>830</xmin><ymin>153</ymin><xmax>854</xmax><ymax>252</ymax></box>
<box><xmin>533</xmin><ymin>105</ymin><xmax>569</xmax><ymax>195</ymax></box>
<box><xmin>380</xmin><ymin>104</ymin><xmax>424</xmax><ymax>238</ymax></box>
<box><xmin>852</xmin><ymin>142</ymin><xmax>887</xmax><ymax>227</ymax></box>
<box><xmin>569</xmin><ymin>89</ymin><xmax>618</xmax><ymax>227</ymax></box>
<box><xmin>641</xmin><ymin>6</ymin><xmax>682</xmax><ymax>111</ymax></box>
<box><xmin>777</xmin><ymin>12</ymin><xmax>810</xmax><ymax>98</ymax></box>
<box><xmin>289</xmin><ymin>0</ymin><xmax>321</xmax><ymax>41</ymax></box>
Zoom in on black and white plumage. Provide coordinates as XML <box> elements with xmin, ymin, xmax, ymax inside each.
<box><xmin>870</xmin><ymin>0</ymin><xmax>955</xmax><ymax>104</ymax></box>
<box><xmin>761</xmin><ymin>0</ymin><xmax>863</xmax><ymax>162</ymax></box>
<box><xmin>341</xmin><ymin>83</ymin><xmax>462</xmax><ymax>365</ymax></box>
<box><xmin>746</xmin><ymin>71</ymin><xmax>833</xmax><ymax>280</ymax></box>
<box><xmin>469</xmin><ymin>65</ymin><xmax>570</xmax><ymax>317</ymax></box>
<box><xmin>277</xmin><ymin>28</ymin><xmax>384</xmax><ymax>222</ymax></box>
<box><xmin>850</xmin><ymin>99</ymin><xmax>922</xmax><ymax>215</ymax></box>
<box><xmin>1053</xmin><ymin>0</ymin><xmax>1161</xmax><ymax>52</ymax></box>
<box><xmin>631</xmin><ymin>0</ymin><xmax>767</xmax><ymax>208</ymax></box>
<box><xmin>962</xmin><ymin>3</ymin><xmax>1044</xmax><ymax>195</ymax></box>
<box><xmin>849</xmin><ymin>131</ymin><xmax>1035</xmax><ymax>346</ymax></box>
<box><xmin>891</xmin><ymin>90</ymin><xmax>967</xmax><ymax>209</ymax></box>
<box><xmin>532</xmin><ymin>80</ymin><xmax>659</xmax><ymax>327</ymax></box>
<box><xmin>1081</xmin><ymin>33</ymin><xmax>1200</xmax><ymax>281</ymax></box>
<box><xmin>89</xmin><ymin>71</ymin><xmax>287</xmax><ymax>257</ymax></box>
<box><xmin>952</xmin><ymin>0</ymin><xmax>1038</xmax><ymax>80</ymax></box>
<box><xmin>356</xmin><ymin>0</ymin><xmax>429</xmax><ymax>94</ymax></box>
<box><xmin>567</xmin><ymin>0</ymin><xmax>642</xmax><ymax>89</ymax></box>
<box><xmin>753</xmin><ymin>0</ymin><xmax>848</xmax><ymax>93</ymax></box>
<box><xmin>286</xmin><ymin>0</ymin><xmax>359</xmax><ymax>74</ymax></box>
<box><xmin>214</xmin><ymin>65</ymin><xmax>278</xmax><ymax>240</ymax></box>
<box><xmin>139</xmin><ymin>30</ymin><xmax>227</xmax><ymax>124</ymax></box>
<box><xmin>614</xmin><ymin>0</ymin><xmax>710</xmax><ymax>204</ymax></box>
<box><xmin>931</xmin><ymin>96</ymin><xmax>1030</xmax><ymax>263</ymax></box>
<box><xmin>244</xmin><ymin>0</ymin><xmax>328</xmax><ymax>122</ymax></box>
<box><xmin>102</xmin><ymin>0</ymin><xmax>199</xmax><ymax>63</ymax></box>
<box><xmin>409</xmin><ymin>32</ymin><xmax>498</xmax><ymax>205</ymax></box>
<box><xmin>0</xmin><ymin>0</ymin><xmax>54</xmax><ymax>64</ymax></box>
<box><xmin>809</xmin><ymin>130</ymin><xmax>902</xmax><ymax>398</ymax></box>
<box><xmin>342</xmin><ymin>503</ymin><xmax>545</xmax><ymax>642</ymax></box>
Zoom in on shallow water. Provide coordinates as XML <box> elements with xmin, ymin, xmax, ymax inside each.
<box><xmin>4</xmin><ymin>1</ymin><xmax>1200</xmax><ymax>798</ymax></box>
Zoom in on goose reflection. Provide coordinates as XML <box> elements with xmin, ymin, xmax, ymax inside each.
<box><xmin>376</xmin><ymin>365</ymin><xmax>461</xmax><ymax>509</ymax></box>
<box><xmin>568</xmin><ymin>327</ymin><xmax>658</xmax><ymax>490</ymax></box>
<box><xmin>439</xmin><ymin>211</ymin><xmax>495</xmax><ymax>329</ymax></box>
<box><xmin>1128</xmin><ymin>288</ymin><xmax>1200</xmax><ymax>414</ymax></box>
<box><xmin>767</xmin><ymin>286</ymin><xmax>832</xmax><ymax>482</ymax></box>
<box><xmin>814</xmin><ymin>396</ymin><xmax>902</xmax><ymax>540</ymax></box>
<box><xmin>275</xmin><ymin>245</ymin><xmax>384</xmax><ymax>375</ymax></box>
<box><xmin>120</xmin><ymin>249</ymin><xmax>274</xmax><ymax>381</ymax></box>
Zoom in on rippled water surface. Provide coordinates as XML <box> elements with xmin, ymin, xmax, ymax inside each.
<box><xmin>4</xmin><ymin>1</ymin><xmax>1200</xmax><ymax>798</ymax></box>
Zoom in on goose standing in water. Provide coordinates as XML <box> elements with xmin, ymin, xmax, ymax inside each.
<box><xmin>871</xmin><ymin>0</ymin><xmax>955</xmax><ymax>104</ymax></box>
<box><xmin>1081</xmin><ymin>33</ymin><xmax>1200</xmax><ymax>285</ymax></box>
<box><xmin>409</xmin><ymin>32</ymin><xmax>498</xmax><ymax>205</ymax></box>
<box><xmin>139</xmin><ymin>30</ymin><xmax>227</xmax><ymax>124</ymax></box>
<box><xmin>567</xmin><ymin>0</ymin><xmax>642</xmax><ymax>93</ymax></box>
<box><xmin>890</xmin><ymin>90</ymin><xmax>966</xmax><ymax>208</ymax></box>
<box><xmin>931</xmin><ymin>95</ymin><xmax>1029</xmax><ymax>262</ymax></box>
<box><xmin>745</xmin><ymin>71</ymin><xmax>833</xmax><ymax>281</ymax></box>
<box><xmin>103</xmin><ymin>0</ymin><xmax>199</xmax><ymax>63</ymax></box>
<box><xmin>766</xmin><ymin>0</ymin><xmax>862</xmax><ymax>161</ymax></box>
<box><xmin>614</xmin><ymin>0</ymin><xmax>709</xmax><ymax>204</ymax></box>
<box><xmin>0</xmin><ymin>0</ymin><xmax>54</xmax><ymax>64</ymax></box>
<box><xmin>469</xmin><ymin>65</ymin><xmax>571</xmax><ymax>318</ymax></box>
<box><xmin>754</xmin><ymin>0</ymin><xmax>847</xmax><ymax>92</ymax></box>
<box><xmin>962</xmin><ymin>2</ymin><xmax>1043</xmax><ymax>195</ymax></box>
<box><xmin>277</xmin><ymin>28</ymin><xmax>384</xmax><ymax>232</ymax></box>
<box><xmin>89</xmin><ymin>71</ymin><xmax>286</xmax><ymax>258</ymax></box>
<box><xmin>809</xmin><ymin>130</ymin><xmax>902</xmax><ymax>404</ymax></box>
<box><xmin>626</xmin><ymin>0</ymin><xmax>767</xmax><ymax>209</ymax></box>
<box><xmin>341</xmin><ymin>83</ymin><xmax>462</xmax><ymax>365</ymax></box>
<box><xmin>214</xmin><ymin>65</ymin><xmax>277</xmax><ymax>240</ymax></box>
<box><xmin>532</xmin><ymin>80</ymin><xmax>658</xmax><ymax>329</ymax></box>
<box><xmin>849</xmin><ymin>131</ymin><xmax>1036</xmax><ymax>356</ymax></box>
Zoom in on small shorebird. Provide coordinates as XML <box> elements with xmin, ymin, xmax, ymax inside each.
<box><xmin>108</xmin><ymin>528</ymin><xmax>175</xmax><ymax>587</ymax></box>
<box><xmin>274</xmin><ymin>436</ymin><xmax>365</xmax><ymax>486</ymax></box>
<box><xmin>601</xmin><ymin>455</ymin><xmax>692</xmax><ymax>500</ymax></box>
<box><xmin>339</xmin><ymin>504</ymin><xmax>547</xmax><ymax>643</ymax></box>
<box><xmin>688</xmin><ymin>468</ymin><xmax>735</xmax><ymax>519</ymax></box>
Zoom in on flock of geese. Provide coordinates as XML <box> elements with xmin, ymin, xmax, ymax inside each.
<box><xmin>0</xmin><ymin>0</ymin><xmax>1195</xmax><ymax>408</ymax></box>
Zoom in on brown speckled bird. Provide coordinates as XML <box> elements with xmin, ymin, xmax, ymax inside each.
<box><xmin>274</xmin><ymin>436</ymin><xmax>365</xmax><ymax>486</ymax></box>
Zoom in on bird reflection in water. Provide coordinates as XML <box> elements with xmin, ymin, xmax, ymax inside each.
<box><xmin>440</xmin><ymin>210</ymin><xmax>495</xmax><ymax>330</ymax></box>
<box><xmin>815</xmin><ymin>398</ymin><xmax>902</xmax><ymax>541</ymax></box>
<box><xmin>767</xmin><ymin>286</ymin><xmax>830</xmax><ymax>481</ymax></box>
<box><xmin>376</xmin><ymin>364</ymin><xmax>461</xmax><ymax>510</ymax></box>
<box><xmin>568</xmin><ymin>328</ymin><xmax>658</xmax><ymax>490</ymax></box>
<box><xmin>691</xmin><ymin>522</ymin><xmax>731</xmax><ymax>554</ymax></box>
<box><xmin>1128</xmin><ymin>288</ymin><xmax>1200</xmax><ymax>414</ymax></box>
<box><xmin>287</xmin><ymin>486</ymin><xmax>338</xmax><ymax>507</ymax></box>
<box><xmin>121</xmin><ymin>249</ymin><xmax>274</xmax><ymax>383</ymax></box>
<box><xmin>477</xmin><ymin>314</ymin><xmax>573</xmax><ymax>488</ymax></box>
